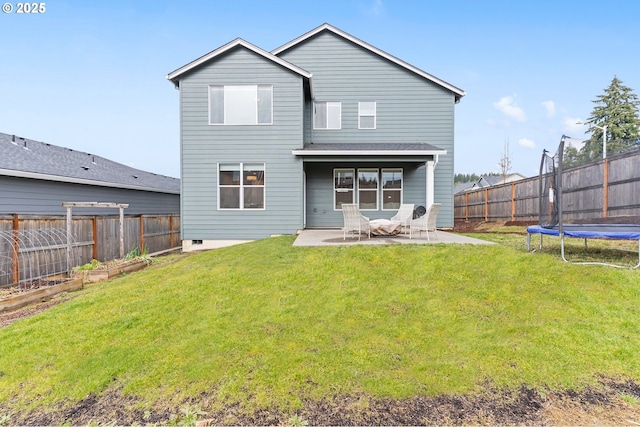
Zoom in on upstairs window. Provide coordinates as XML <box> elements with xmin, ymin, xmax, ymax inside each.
<box><xmin>358</xmin><ymin>101</ymin><xmax>376</xmax><ymax>129</ymax></box>
<box><xmin>209</xmin><ymin>85</ymin><xmax>272</xmax><ymax>125</ymax></box>
<box><xmin>314</xmin><ymin>101</ymin><xmax>341</xmax><ymax>129</ymax></box>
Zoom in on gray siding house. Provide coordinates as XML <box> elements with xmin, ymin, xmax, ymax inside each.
<box><xmin>168</xmin><ymin>23</ymin><xmax>465</xmax><ymax>250</ymax></box>
<box><xmin>0</xmin><ymin>132</ymin><xmax>180</xmax><ymax>215</ymax></box>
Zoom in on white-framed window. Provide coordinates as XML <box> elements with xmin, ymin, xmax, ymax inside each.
<box><xmin>358</xmin><ymin>169</ymin><xmax>379</xmax><ymax>210</ymax></box>
<box><xmin>334</xmin><ymin>168</ymin><xmax>403</xmax><ymax>211</ymax></box>
<box><xmin>218</xmin><ymin>163</ymin><xmax>265</xmax><ymax>209</ymax></box>
<box><xmin>314</xmin><ymin>101</ymin><xmax>341</xmax><ymax>129</ymax></box>
<box><xmin>358</xmin><ymin>101</ymin><xmax>376</xmax><ymax>129</ymax></box>
<box><xmin>209</xmin><ymin>85</ymin><xmax>272</xmax><ymax>125</ymax></box>
<box><xmin>382</xmin><ymin>168</ymin><xmax>403</xmax><ymax>210</ymax></box>
<box><xmin>334</xmin><ymin>168</ymin><xmax>354</xmax><ymax>209</ymax></box>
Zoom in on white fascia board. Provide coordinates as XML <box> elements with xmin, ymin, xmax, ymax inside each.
<box><xmin>272</xmin><ymin>23</ymin><xmax>466</xmax><ymax>100</ymax></box>
<box><xmin>0</xmin><ymin>168</ymin><xmax>180</xmax><ymax>195</ymax></box>
<box><xmin>167</xmin><ymin>38</ymin><xmax>312</xmax><ymax>86</ymax></box>
<box><xmin>292</xmin><ymin>149</ymin><xmax>447</xmax><ymax>156</ymax></box>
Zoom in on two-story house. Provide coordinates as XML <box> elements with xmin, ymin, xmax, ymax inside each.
<box><xmin>167</xmin><ymin>23</ymin><xmax>465</xmax><ymax>250</ymax></box>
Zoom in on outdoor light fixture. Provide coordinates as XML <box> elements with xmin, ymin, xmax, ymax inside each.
<box><xmin>577</xmin><ymin>120</ymin><xmax>608</xmax><ymax>159</ymax></box>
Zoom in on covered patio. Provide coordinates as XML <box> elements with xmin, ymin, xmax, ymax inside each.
<box><xmin>293</xmin><ymin>228</ymin><xmax>493</xmax><ymax>247</ymax></box>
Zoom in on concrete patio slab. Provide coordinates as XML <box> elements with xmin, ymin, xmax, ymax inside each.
<box><xmin>293</xmin><ymin>228</ymin><xmax>494</xmax><ymax>247</ymax></box>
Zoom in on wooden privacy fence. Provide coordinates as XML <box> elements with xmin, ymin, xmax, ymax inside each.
<box><xmin>0</xmin><ymin>213</ymin><xmax>180</xmax><ymax>287</ymax></box>
<box><xmin>454</xmin><ymin>149</ymin><xmax>640</xmax><ymax>223</ymax></box>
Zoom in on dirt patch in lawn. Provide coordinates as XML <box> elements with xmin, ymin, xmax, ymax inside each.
<box><xmin>5</xmin><ymin>379</ymin><xmax>640</xmax><ymax>426</ymax></box>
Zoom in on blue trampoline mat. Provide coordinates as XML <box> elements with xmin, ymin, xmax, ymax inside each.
<box><xmin>527</xmin><ymin>224</ymin><xmax>640</xmax><ymax>240</ymax></box>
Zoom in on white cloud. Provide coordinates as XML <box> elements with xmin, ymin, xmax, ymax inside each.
<box><xmin>562</xmin><ymin>117</ymin><xmax>586</xmax><ymax>137</ymax></box>
<box><xmin>541</xmin><ymin>100</ymin><xmax>556</xmax><ymax>118</ymax></box>
<box><xmin>493</xmin><ymin>96</ymin><xmax>527</xmax><ymax>122</ymax></box>
<box><xmin>518</xmin><ymin>138</ymin><xmax>536</xmax><ymax>149</ymax></box>
<box><xmin>563</xmin><ymin>136</ymin><xmax>586</xmax><ymax>150</ymax></box>
<box><xmin>370</xmin><ymin>0</ymin><xmax>384</xmax><ymax>15</ymax></box>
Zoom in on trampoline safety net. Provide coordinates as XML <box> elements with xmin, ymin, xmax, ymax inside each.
<box><xmin>538</xmin><ymin>137</ymin><xmax>564</xmax><ymax>229</ymax></box>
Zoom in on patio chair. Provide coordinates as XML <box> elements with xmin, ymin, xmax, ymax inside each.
<box><xmin>341</xmin><ymin>204</ymin><xmax>371</xmax><ymax>240</ymax></box>
<box><xmin>390</xmin><ymin>203</ymin><xmax>414</xmax><ymax>234</ymax></box>
<box><xmin>409</xmin><ymin>203</ymin><xmax>441</xmax><ymax>240</ymax></box>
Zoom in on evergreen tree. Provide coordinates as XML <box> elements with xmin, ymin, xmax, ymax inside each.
<box><xmin>581</xmin><ymin>76</ymin><xmax>640</xmax><ymax>160</ymax></box>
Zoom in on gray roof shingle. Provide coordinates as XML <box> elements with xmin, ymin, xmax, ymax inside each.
<box><xmin>0</xmin><ymin>132</ymin><xmax>179</xmax><ymax>193</ymax></box>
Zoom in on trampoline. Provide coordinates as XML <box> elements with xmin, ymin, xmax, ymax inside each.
<box><xmin>526</xmin><ymin>224</ymin><xmax>640</xmax><ymax>268</ymax></box>
<box><xmin>526</xmin><ymin>135</ymin><xmax>640</xmax><ymax>269</ymax></box>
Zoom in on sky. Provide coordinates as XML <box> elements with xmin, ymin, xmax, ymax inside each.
<box><xmin>2</xmin><ymin>0</ymin><xmax>639</xmax><ymax>179</ymax></box>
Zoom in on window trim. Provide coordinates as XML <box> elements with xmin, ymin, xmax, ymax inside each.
<box><xmin>358</xmin><ymin>101</ymin><xmax>377</xmax><ymax>129</ymax></box>
<box><xmin>333</xmin><ymin>168</ymin><xmax>404</xmax><ymax>212</ymax></box>
<box><xmin>333</xmin><ymin>168</ymin><xmax>355</xmax><ymax>210</ymax></box>
<box><xmin>217</xmin><ymin>162</ymin><xmax>266</xmax><ymax>210</ymax></box>
<box><xmin>357</xmin><ymin>168</ymin><xmax>379</xmax><ymax>211</ymax></box>
<box><xmin>381</xmin><ymin>168</ymin><xmax>403</xmax><ymax>211</ymax></box>
<box><xmin>314</xmin><ymin>101</ymin><xmax>342</xmax><ymax>130</ymax></box>
<box><xmin>209</xmin><ymin>85</ymin><xmax>273</xmax><ymax>126</ymax></box>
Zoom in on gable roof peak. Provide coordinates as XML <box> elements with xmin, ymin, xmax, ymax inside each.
<box><xmin>272</xmin><ymin>23</ymin><xmax>465</xmax><ymax>103</ymax></box>
<box><xmin>167</xmin><ymin>38</ymin><xmax>312</xmax><ymax>88</ymax></box>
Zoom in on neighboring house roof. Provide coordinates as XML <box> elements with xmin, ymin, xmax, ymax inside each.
<box><xmin>167</xmin><ymin>38</ymin><xmax>314</xmax><ymax>96</ymax></box>
<box><xmin>456</xmin><ymin>173</ymin><xmax>527</xmax><ymax>194</ymax></box>
<box><xmin>272</xmin><ymin>23</ymin><xmax>466</xmax><ymax>103</ymax></box>
<box><xmin>292</xmin><ymin>142</ymin><xmax>446</xmax><ymax>157</ymax></box>
<box><xmin>453</xmin><ymin>181</ymin><xmax>476</xmax><ymax>195</ymax></box>
<box><xmin>0</xmin><ymin>132</ymin><xmax>180</xmax><ymax>194</ymax></box>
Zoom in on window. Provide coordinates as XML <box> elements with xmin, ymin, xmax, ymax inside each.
<box><xmin>219</xmin><ymin>163</ymin><xmax>265</xmax><ymax>209</ymax></box>
<box><xmin>382</xmin><ymin>169</ymin><xmax>403</xmax><ymax>210</ymax></box>
<box><xmin>358</xmin><ymin>169</ymin><xmax>379</xmax><ymax>210</ymax></box>
<box><xmin>209</xmin><ymin>85</ymin><xmax>272</xmax><ymax>125</ymax></box>
<box><xmin>358</xmin><ymin>101</ymin><xmax>376</xmax><ymax>129</ymax></box>
<box><xmin>314</xmin><ymin>101</ymin><xmax>341</xmax><ymax>129</ymax></box>
<box><xmin>334</xmin><ymin>168</ymin><xmax>403</xmax><ymax>211</ymax></box>
<box><xmin>334</xmin><ymin>169</ymin><xmax>354</xmax><ymax>209</ymax></box>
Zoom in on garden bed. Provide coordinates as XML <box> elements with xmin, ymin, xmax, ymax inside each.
<box><xmin>71</xmin><ymin>258</ymin><xmax>150</xmax><ymax>284</ymax></box>
<box><xmin>0</xmin><ymin>276</ymin><xmax>83</xmax><ymax>313</ymax></box>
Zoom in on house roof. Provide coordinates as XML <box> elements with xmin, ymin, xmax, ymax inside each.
<box><xmin>0</xmin><ymin>132</ymin><xmax>180</xmax><ymax>194</ymax></box>
<box><xmin>453</xmin><ymin>181</ymin><xmax>476</xmax><ymax>195</ymax></box>
<box><xmin>292</xmin><ymin>142</ymin><xmax>446</xmax><ymax>157</ymax></box>
<box><xmin>272</xmin><ymin>23</ymin><xmax>466</xmax><ymax>103</ymax></box>
<box><xmin>167</xmin><ymin>38</ymin><xmax>313</xmax><ymax>93</ymax></box>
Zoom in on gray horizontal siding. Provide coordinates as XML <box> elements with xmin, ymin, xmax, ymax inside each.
<box><xmin>0</xmin><ymin>176</ymin><xmax>179</xmax><ymax>215</ymax></box>
<box><xmin>279</xmin><ymin>31</ymin><xmax>456</xmax><ymax>227</ymax></box>
<box><xmin>179</xmin><ymin>46</ymin><xmax>305</xmax><ymax>240</ymax></box>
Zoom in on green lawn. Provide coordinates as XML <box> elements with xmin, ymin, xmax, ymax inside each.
<box><xmin>0</xmin><ymin>232</ymin><xmax>639</xmax><ymax>418</ymax></box>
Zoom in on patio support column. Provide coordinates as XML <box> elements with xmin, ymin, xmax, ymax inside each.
<box><xmin>426</xmin><ymin>160</ymin><xmax>435</xmax><ymax>209</ymax></box>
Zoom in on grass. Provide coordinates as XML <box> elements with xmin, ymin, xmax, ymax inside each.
<box><xmin>0</xmin><ymin>232</ymin><xmax>639</xmax><ymax>416</ymax></box>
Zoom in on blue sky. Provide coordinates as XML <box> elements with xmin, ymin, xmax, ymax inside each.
<box><xmin>2</xmin><ymin>0</ymin><xmax>639</xmax><ymax>179</ymax></box>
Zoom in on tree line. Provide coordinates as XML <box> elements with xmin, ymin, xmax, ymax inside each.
<box><xmin>564</xmin><ymin>76</ymin><xmax>640</xmax><ymax>167</ymax></box>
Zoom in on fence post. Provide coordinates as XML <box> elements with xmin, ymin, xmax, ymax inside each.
<box><xmin>511</xmin><ymin>183</ymin><xmax>516</xmax><ymax>222</ymax></box>
<box><xmin>464</xmin><ymin>193</ymin><xmax>469</xmax><ymax>222</ymax></box>
<box><xmin>92</xmin><ymin>215</ymin><xmax>98</xmax><ymax>260</ymax></box>
<box><xmin>119</xmin><ymin>206</ymin><xmax>125</xmax><ymax>259</ymax></box>
<box><xmin>12</xmin><ymin>214</ymin><xmax>19</xmax><ymax>284</ymax></box>
<box><xmin>484</xmin><ymin>188</ymin><xmax>489</xmax><ymax>221</ymax></box>
<box><xmin>603</xmin><ymin>159</ymin><xmax>609</xmax><ymax>218</ymax></box>
<box><xmin>169</xmin><ymin>215</ymin><xmax>175</xmax><ymax>248</ymax></box>
<box><xmin>66</xmin><ymin>206</ymin><xmax>72</xmax><ymax>274</ymax></box>
<box><xmin>139</xmin><ymin>215</ymin><xmax>145</xmax><ymax>253</ymax></box>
